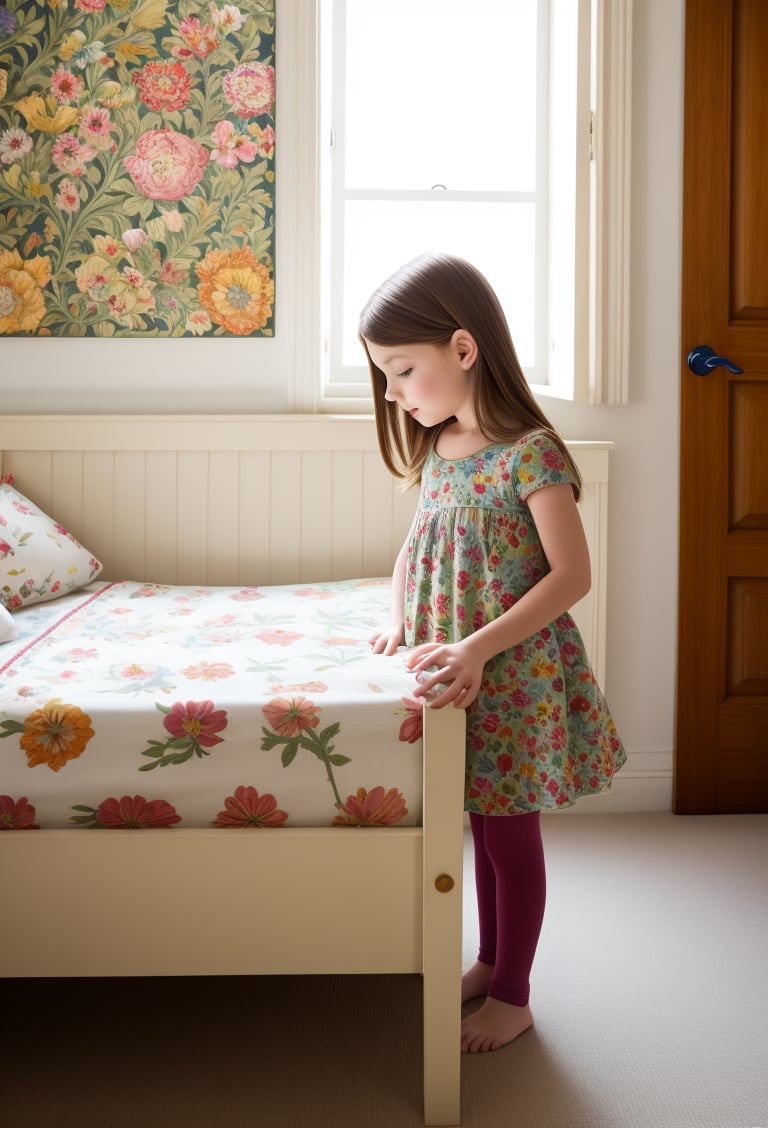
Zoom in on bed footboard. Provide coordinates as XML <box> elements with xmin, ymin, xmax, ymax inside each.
<box><xmin>0</xmin><ymin>703</ymin><xmax>466</xmax><ymax>1126</ymax></box>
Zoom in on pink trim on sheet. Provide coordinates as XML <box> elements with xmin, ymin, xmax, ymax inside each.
<box><xmin>0</xmin><ymin>583</ymin><xmax>122</xmax><ymax>677</ymax></box>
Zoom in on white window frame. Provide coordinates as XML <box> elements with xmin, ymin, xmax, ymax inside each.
<box><xmin>286</xmin><ymin>0</ymin><xmax>632</xmax><ymax>411</ymax></box>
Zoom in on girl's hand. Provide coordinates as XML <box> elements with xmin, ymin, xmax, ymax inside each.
<box><xmin>407</xmin><ymin>640</ymin><xmax>484</xmax><ymax>709</ymax></box>
<box><xmin>369</xmin><ymin>624</ymin><xmax>405</xmax><ymax>655</ymax></box>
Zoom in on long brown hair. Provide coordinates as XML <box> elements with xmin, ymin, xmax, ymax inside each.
<box><xmin>358</xmin><ymin>253</ymin><xmax>581</xmax><ymax>497</ymax></box>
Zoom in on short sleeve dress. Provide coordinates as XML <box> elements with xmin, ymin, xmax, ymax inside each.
<box><xmin>404</xmin><ymin>430</ymin><xmax>627</xmax><ymax>815</ymax></box>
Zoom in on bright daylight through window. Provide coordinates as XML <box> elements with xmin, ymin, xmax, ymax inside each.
<box><xmin>320</xmin><ymin>0</ymin><xmax>588</xmax><ymax>404</ymax></box>
<box><xmin>313</xmin><ymin>1</ymin><xmax>631</xmax><ymax>410</ymax></box>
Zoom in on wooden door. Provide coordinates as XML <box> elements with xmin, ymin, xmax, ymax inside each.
<box><xmin>676</xmin><ymin>0</ymin><xmax>768</xmax><ymax>813</ymax></box>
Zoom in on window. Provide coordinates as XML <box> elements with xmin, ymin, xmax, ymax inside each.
<box><xmin>287</xmin><ymin>0</ymin><xmax>632</xmax><ymax>410</ymax></box>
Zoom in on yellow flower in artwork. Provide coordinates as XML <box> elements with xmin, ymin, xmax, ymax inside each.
<box><xmin>196</xmin><ymin>246</ymin><xmax>274</xmax><ymax>335</ymax></box>
<box><xmin>14</xmin><ymin>93</ymin><xmax>79</xmax><ymax>135</ymax></box>
<box><xmin>26</xmin><ymin>171</ymin><xmax>53</xmax><ymax>201</ymax></box>
<box><xmin>19</xmin><ymin>699</ymin><xmax>95</xmax><ymax>772</ymax></box>
<box><xmin>58</xmin><ymin>31</ymin><xmax>87</xmax><ymax>62</ymax></box>
<box><xmin>0</xmin><ymin>71</ymin><xmax>7</xmax><ymax>100</ymax></box>
<box><xmin>0</xmin><ymin>249</ymin><xmax>52</xmax><ymax>334</ymax></box>
<box><xmin>130</xmin><ymin>0</ymin><xmax>171</xmax><ymax>32</ymax></box>
<box><xmin>2</xmin><ymin>163</ymin><xmax>21</xmax><ymax>190</ymax></box>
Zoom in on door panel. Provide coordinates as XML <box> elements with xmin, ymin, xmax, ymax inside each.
<box><xmin>676</xmin><ymin>0</ymin><xmax>768</xmax><ymax>812</ymax></box>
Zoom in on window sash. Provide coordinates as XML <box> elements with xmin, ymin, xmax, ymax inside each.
<box><xmin>322</xmin><ymin>0</ymin><xmax>551</xmax><ymax>400</ymax></box>
<box><xmin>293</xmin><ymin>0</ymin><xmax>633</xmax><ymax>411</ymax></box>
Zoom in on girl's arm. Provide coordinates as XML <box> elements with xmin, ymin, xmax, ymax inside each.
<box><xmin>410</xmin><ymin>483</ymin><xmax>591</xmax><ymax>705</ymax></box>
<box><xmin>369</xmin><ymin>535</ymin><xmax>408</xmax><ymax>655</ymax></box>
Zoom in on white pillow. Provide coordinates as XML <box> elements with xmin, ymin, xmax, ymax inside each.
<box><xmin>0</xmin><ymin>476</ymin><xmax>103</xmax><ymax>609</ymax></box>
<box><xmin>0</xmin><ymin>601</ymin><xmax>19</xmax><ymax>643</ymax></box>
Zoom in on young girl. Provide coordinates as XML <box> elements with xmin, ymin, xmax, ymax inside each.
<box><xmin>361</xmin><ymin>253</ymin><xmax>626</xmax><ymax>1055</ymax></box>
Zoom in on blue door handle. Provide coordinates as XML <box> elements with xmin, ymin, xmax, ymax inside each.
<box><xmin>687</xmin><ymin>345</ymin><xmax>743</xmax><ymax>376</ymax></box>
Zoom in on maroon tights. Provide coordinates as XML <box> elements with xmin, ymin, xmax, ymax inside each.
<box><xmin>469</xmin><ymin>810</ymin><xmax>547</xmax><ymax>1007</ymax></box>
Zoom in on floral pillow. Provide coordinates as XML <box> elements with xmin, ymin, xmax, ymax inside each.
<box><xmin>0</xmin><ymin>475</ymin><xmax>103</xmax><ymax>609</ymax></box>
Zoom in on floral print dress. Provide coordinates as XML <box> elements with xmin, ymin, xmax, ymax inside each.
<box><xmin>404</xmin><ymin>431</ymin><xmax>627</xmax><ymax>815</ymax></box>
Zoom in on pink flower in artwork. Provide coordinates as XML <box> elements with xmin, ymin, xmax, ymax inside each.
<box><xmin>185</xmin><ymin>310</ymin><xmax>212</xmax><ymax>335</ymax></box>
<box><xmin>247</xmin><ymin>121</ymin><xmax>275</xmax><ymax>158</ymax></box>
<box><xmin>124</xmin><ymin>129</ymin><xmax>209</xmax><ymax>200</ymax></box>
<box><xmin>55</xmin><ymin>177</ymin><xmax>81</xmax><ymax>213</ymax></box>
<box><xmin>223</xmin><ymin>62</ymin><xmax>275</xmax><ymax>118</ymax></box>
<box><xmin>121</xmin><ymin>227</ymin><xmax>148</xmax><ymax>253</ymax></box>
<box><xmin>160</xmin><ymin>208</ymin><xmax>184</xmax><ymax>233</ymax></box>
<box><xmin>51</xmin><ymin>133</ymin><xmax>97</xmax><ymax>175</ymax></box>
<box><xmin>0</xmin><ymin>127</ymin><xmax>32</xmax><ymax>165</ymax></box>
<box><xmin>78</xmin><ymin>106</ymin><xmax>113</xmax><ymax>148</ymax></box>
<box><xmin>333</xmin><ymin>786</ymin><xmax>408</xmax><ymax>827</ymax></box>
<box><xmin>122</xmin><ymin>266</ymin><xmax>152</xmax><ymax>290</ymax></box>
<box><xmin>213</xmin><ymin>786</ymin><xmax>288</xmax><ymax>828</ymax></box>
<box><xmin>75</xmin><ymin>0</ymin><xmax>107</xmax><ymax>10</ymax></box>
<box><xmin>132</xmin><ymin>60</ymin><xmax>192</xmax><ymax>112</ymax></box>
<box><xmin>0</xmin><ymin>795</ymin><xmax>39</xmax><ymax>830</ymax></box>
<box><xmin>262</xmin><ymin>696</ymin><xmax>321</xmax><ymax>737</ymax></box>
<box><xmin>211</xmin><ymin>5</ymin><xmax>245</xmax><ymax>33</ymax></box>
<box><xmin>0</xmin><ymin>537</ymin><xmax>12</xmax><ymax>558</ymax></box>
<box><xmin>176</xmin><ymin>16</ymin><xmax>219</xmax><ymax>59</ymax></box>
<box><xmin>159</xmin><ymin>261</ymin><xmax>186</xmax><ymax>284</ymax></box>
<box><xmin>162</xmin><ymin>699</ymin><xmax>228</xmax><ymax>747</ymax></box>
<box><xmin>50</xmin><ymin>67</ymin><xmax>84</xmax><ymax>104</ymax></box>
<box><xmin>209</xmin><ymin>120</ymin><xmax>258</xmax><ymax>167</ymax></box>
<box><xmin>95</xmin><ymin>795</ymin><xmax>181</xmax><ymax>828</ymax></box>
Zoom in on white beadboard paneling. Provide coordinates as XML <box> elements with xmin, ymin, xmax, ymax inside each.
<box><xmin>50</xmin><ymin>451</ymin><xmax>83</xmax><ymax>539</ymax></box>
<box><xmin>82</xmin><ymin>451</ymin><xmax>115</xmax><ymax>579</ymax></box>
<box><xmin>175</xmin><ymin>452</ymin><xmax>209</xmax><ymax>585</ymax></box>
<box><xmin>207</xmin><ymin>450</ymin><xmax>240</xmax><ymax>586</ymax></box>
<box><xmin>269</xmin><ymin>451</ymin><xmax>302</xmax><ymax>583</ymax></box>
<box><xmin>0</xmin><ymin>418</ymin><xmax>613</xmax><ymax>675</ymax></box>
<box><xmin>2</xmin><ymin>451</ymin><xmax>52</xmax><ymax>511</ymax></box>
<box><xmin>300</xmin><ymin>451</ymin><xmax>333</xmax><ymax>580</ymax></box>
<box><xmin>362</xmin><ymin>449</ymin><xmax>398</xmax><ymax>577</ymax></box>
<box><xmin>238</xmin><ymin>450</ymin><xmax>271</xmax><ymax>584</ymax></box>
<box><xmin>113</xmin><ymin>451</ymin><xmax>147</xmax><ymax>581</ymax></box>
<box><xmin>145</xmin><ymin>451</ymin><xmax>178</xmax><ymax>584</ymax></box>
<box><xmin>331</xmin><ymin>451</ymin><xmax>364</xmax><ymax>579</ymax></box>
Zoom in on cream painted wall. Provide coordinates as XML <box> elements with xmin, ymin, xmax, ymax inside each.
<box><xmin>0</xmin><ymin>0</ymin><xmax>684</xmax><ymax>808</ymax></box>
<box><xmin>545</xmin><ymin>0</ymin><xmax>685</xmax><ymax>809</ymax></box>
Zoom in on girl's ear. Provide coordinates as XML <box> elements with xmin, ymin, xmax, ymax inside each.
<box><xmin>451</xmin><ymin>328</ymin><xmax>478</xmax><ymax>371</ymax></box>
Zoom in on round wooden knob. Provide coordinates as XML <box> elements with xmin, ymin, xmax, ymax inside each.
<box><xmin>434</xmin><ymin>874</ymin><xmax>454</xmax><ymax>893</ymax></box>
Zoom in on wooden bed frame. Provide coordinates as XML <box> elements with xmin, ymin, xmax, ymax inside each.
<box><xmin>0</xmin><ymin>415</ymin><xmax>613</xmax><ymax>1126</ymax></box>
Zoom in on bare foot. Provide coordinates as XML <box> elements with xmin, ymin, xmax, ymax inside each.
<box><xmin>461</xmin><ymin>960</ymin><xmax>494</xmax><ymax>1005</ymax></box>
<box><xmin>461</xmin><ymin>997</ymin><xmax>533</xmax><ymax>1053</ymax></box>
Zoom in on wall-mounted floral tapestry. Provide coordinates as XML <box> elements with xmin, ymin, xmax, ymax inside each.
<box><xmin>0</xmin><ymin>0</ymin><xmax>275</xmax><ymax>337</ymax></box>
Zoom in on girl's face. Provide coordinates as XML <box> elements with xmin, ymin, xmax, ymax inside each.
<box><xmin>364</xmin><ymin>334</ymin><xmax>476</xmax><ymax>429</ymax></box>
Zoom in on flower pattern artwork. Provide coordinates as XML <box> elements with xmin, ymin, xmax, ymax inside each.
<box><xmin>0</xmin><ymin>0</ymin><xmax>275</xmax><ymax>337</ymax></box>
<box><xmin>0</xmin><ymin>578</ymin><xmax>425</xmax><ymax>829</ymax></box>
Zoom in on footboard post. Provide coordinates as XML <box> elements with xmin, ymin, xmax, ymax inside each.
<box><xmin>421</xmin><ymin>702</ymin><xmax>465</xmax><ymax>1126</ymax></box>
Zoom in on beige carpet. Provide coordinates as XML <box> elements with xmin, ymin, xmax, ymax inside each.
<box><xmin>2</xmin><ymin>813</ymin><xmax>766</xmax><ymax>1128</ymax></box>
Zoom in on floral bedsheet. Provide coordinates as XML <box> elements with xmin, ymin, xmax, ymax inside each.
<box><xmin>0</xmin><ymin>579</ymin><xmax>425</xmax><ymax>831</ymax></box>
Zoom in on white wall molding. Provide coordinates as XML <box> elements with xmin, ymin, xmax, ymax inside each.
<box><xmin>590</xmin><ymin>0</ymin><xmax>633</xmax><ymax>405</ymax></box>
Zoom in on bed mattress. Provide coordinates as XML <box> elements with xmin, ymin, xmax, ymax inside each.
<box><xmin>0</xmin><ymin>579</ymin><xmax>425</xmax><ymax>831</ymax></box>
